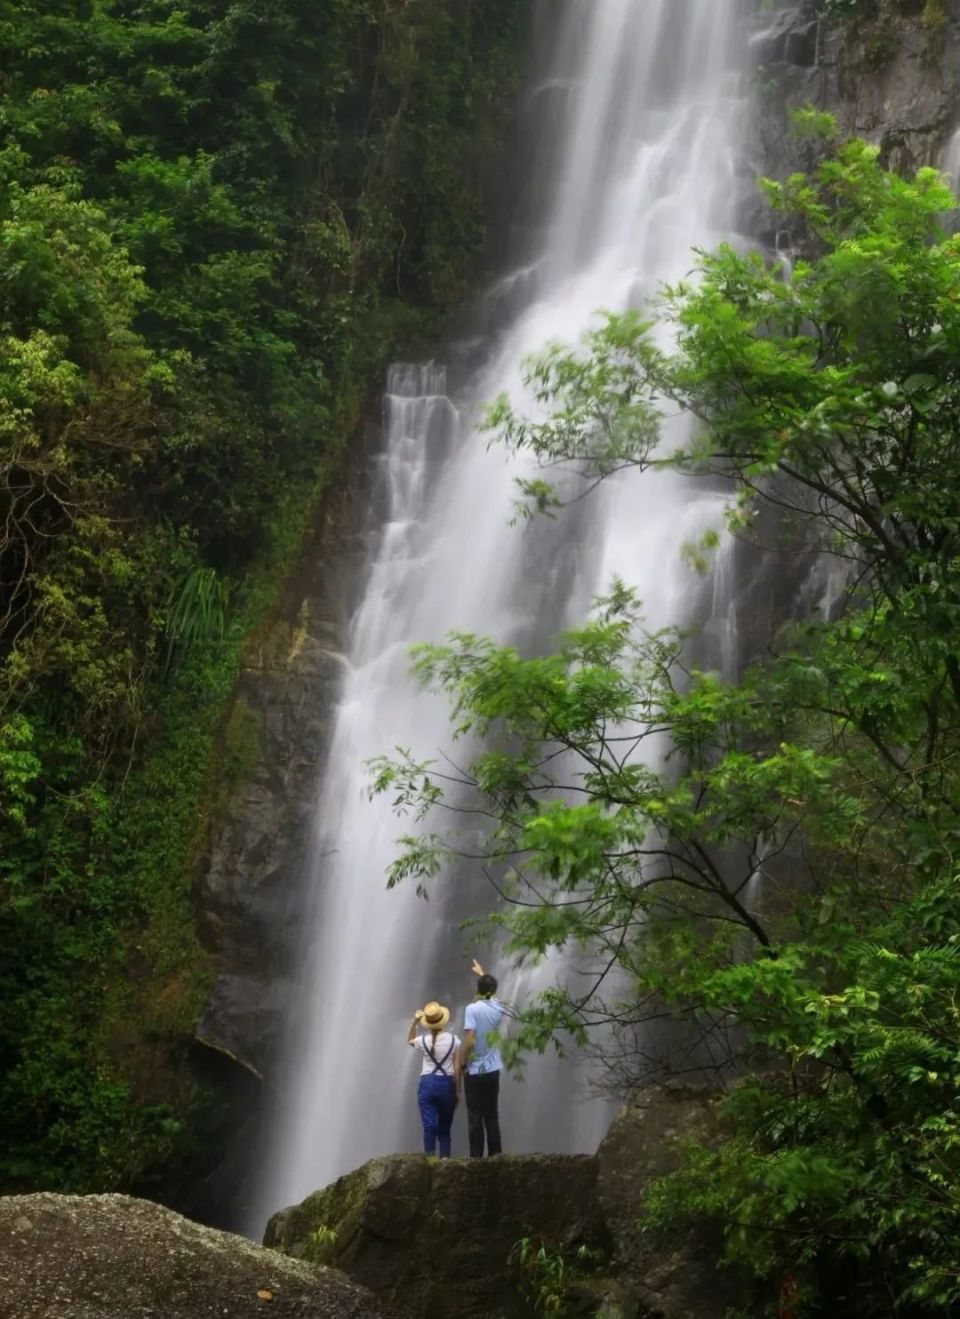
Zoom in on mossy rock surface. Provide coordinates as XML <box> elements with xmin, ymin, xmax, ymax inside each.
<box><xmin>265</xmin><ymin>1153</ymin><xmax>610</xmax><ymax>1318</ymax></box>
<box><xmin>263</xmin><ymin>1090</ymin><xmax>759</xmax><ymax>1317</ymax></box>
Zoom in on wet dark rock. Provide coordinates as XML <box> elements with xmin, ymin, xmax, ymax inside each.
<box><xmin>596</xmin><ymin>1087</ymin><xmax>746</xmax><ymax>1319</ymax></box>
<box><xmin>743</xmin><ymin>1</ymin><xmax>960</xmax><ymax>252</ymax></box>
<box><xmin>785</xmin><ymin>20</ymin><xmax>820</xmax><ymax>67</ymax></box>
<box><xmin>187</xmin><ymin>439</ymin><xmax>382</xmax><ymax>1224</ymax></box>
<box><xmin>196</xmin><ymin>975</ymin><xmax>290</xmax><ymax>1081</ymax></box>
<box><xmin>751</xmin><ymin>7</ymin><xmax>820</xmax><ymax>68</ymax></box>
<box><xmin>0</xmin><ymin>1193</ymin><xmax>397</xmax><ymax>1319</ymax></box>
<box><xmin>818</xmin><ymin>16</ymin><xmax>958</xmax><ymax>162</ymax></box>
<box><xmin>185</xmin><ymin>0</ymin><xmax>960</xmax><ymax>1250</ymax></box>
<box><xmin>196</xmin><ymin>447</ymin><xmax>376</xmax><ymax>1087</ymax></box>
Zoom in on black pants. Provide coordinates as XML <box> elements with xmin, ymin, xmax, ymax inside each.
<box><xmin>464</xmin><ymin>1069</ymin><xmax>501</xmax><ymax>1157</ymax></box>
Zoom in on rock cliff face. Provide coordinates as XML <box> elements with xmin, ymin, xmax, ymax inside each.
<box><xmin>196</xmin><ymin>445</ymin><xmax>376</xmax><ymax>1085</ymax></box>
<box><xmin>0</xmin><ymin>1193</ymin><xmax>396</xmax><ymax>1319</ymax></box>
<box><xmin>751</xmin><ymin>0</ymin><xmax>960</xmax><ymax>218</ymax></box>
<box><xmin>185</xmin><ymin>439</ymin><xmax>384</xmax><ymax>1223</ymax></box>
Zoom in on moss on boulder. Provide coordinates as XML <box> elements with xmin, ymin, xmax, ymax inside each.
<box><xmin>0</xmin><ymin>1192</ymin><xmax>397</xmax><ymax>1319</ymax></box>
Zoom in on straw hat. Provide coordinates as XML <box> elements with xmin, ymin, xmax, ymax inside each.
<box><xmin>418</xmin><ymin>1001</ymin><xmax>450</xmax><ymax>1031</ymax></box>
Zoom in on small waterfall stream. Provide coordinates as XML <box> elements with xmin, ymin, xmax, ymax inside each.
<box><xmin>944</xmin><ymin>125</ymin><xmax>960</xmax><ymax>186</ymax></box>
<box><xmin>250</xmin><ymin>0</ymin><xmax>754</xmax><ymax>1230</ymax></box>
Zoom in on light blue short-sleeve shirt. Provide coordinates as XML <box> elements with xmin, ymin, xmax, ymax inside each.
<box><xmin>464</xmin><ymin>998</ymin><xmax>503</xmax><ymax>1075</ymax></box>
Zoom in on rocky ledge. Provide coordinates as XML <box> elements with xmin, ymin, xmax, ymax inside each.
<box><xmin>0</xmin><ymin>1193</ymin><xmax>395</xmax><ymax>1319</ymax></box>
<box><xmin>266</xmin><ymin>1153</ymin><xmax>610</xmax><ymax>1318</ymax></box>
<box><xmin>265</xmin><ymin>1086</ymin><xmax>748</xmax><ymax>1319</ymax></box>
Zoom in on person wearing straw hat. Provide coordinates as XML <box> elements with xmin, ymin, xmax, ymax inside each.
<box><xmin>407</xmin><ymin>1000</ymin><xmax>462</xmax><ymax>1157</ymax></box>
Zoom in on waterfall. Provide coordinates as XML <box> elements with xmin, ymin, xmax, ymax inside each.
<box><xmin>249</xmin><ymin>0</ymin><xmax>752</xmax><ymax>1230</ymax></box>
<box><xmin>944</xmin><ymin>126</ymin><xmax>960</xmax><ymax>186</ymax></box>
<box><xmin>942</xmin><ymin>126</ymin><xmax>960</xmax><ymax>238</ymax></box>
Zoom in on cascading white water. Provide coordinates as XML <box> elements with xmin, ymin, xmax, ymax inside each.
<box><xmin>250</xmin><ymin>0</ymin><xmax>752</xmax><ymax>1229</ymax></box>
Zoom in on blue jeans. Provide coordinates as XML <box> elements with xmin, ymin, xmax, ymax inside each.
<box><xmin>417</xmin><ymin>1074</ymin><xmax>456</xmax><ymax>1156</ymax></box>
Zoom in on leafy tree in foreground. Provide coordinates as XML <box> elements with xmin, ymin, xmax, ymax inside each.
<box><xmin>372</xmin><ymin>125</ymin><xmax>960</xmax><ymax>1313</ymax></box>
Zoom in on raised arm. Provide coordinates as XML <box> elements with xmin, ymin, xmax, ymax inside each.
<box><xmin>407</xmin><ymin>1009</ymin><xmax>423</xmax><ymax>1046</ymax></box>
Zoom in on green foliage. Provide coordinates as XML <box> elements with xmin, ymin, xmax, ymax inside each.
<box><xmin>818</xmin><ymin>0</ymin><xmax>949</xmax><ymax>67</ymax></box>
<box><xmin>218</xmin><ymin>697</ymin><xmax>264</xmax><ymax>804</ymax></box>
<box><xmin>818</xmin><ymin>0</ymin><xmax>890</xmax><ymax>21</ymax></box>
<box><xmin>374</xmin><ymin>135</ymin><xmax>960</xmax><ymax>1311</ymax></box>
<box><xmin>305</xmin><ymin>1223</ymin><xmax>339</xmax><ymax>1265</ymax></box>
<box><xmin>922</xmin><ymin>0</ymin><xmax>948</xmax><ymax>46</ymax></box>
<box><xmin>647</xmin><ymin>877</ymin><xmax>960</xmax><ymax>1311</ymax></box>
<box><xmin>0</xmin><ymin>0</ymin><xmax>523</xmax><ymax>1196</ymax></box>
<box><xmin>484</xmin><ymin>313</ymin><xmax>662</xmax><ymax>522</ymax></box>
<box><xmin>510</xmin><ymin>1237</ymin><xmax>606</xmax><ymax>1316</ymax></box>
<box><xmin>164</xmin><ymin>567</ymin><xmax>229</xmax><ymax>672</ymax></box>
<box><xmin>821</xmin><ymin>0</ymin><xmax>871</xmax><ymax>19</ymax></box>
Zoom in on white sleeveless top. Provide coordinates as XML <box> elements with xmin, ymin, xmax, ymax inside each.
<box><xmin>413</xmin><ymin>1030</ymin><xmax>460</xmax><ymax>1077</ymax></box>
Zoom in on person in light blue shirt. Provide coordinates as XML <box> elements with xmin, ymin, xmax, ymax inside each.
<box><xmin>462</xmin><ymin>959</ymin><xmax>504</xmax><ymax>1156</ymax></box>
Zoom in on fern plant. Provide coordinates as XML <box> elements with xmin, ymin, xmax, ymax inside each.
<box><xmin>163</xmin><ymin>566</ymin><xmax>229</xmax><ymax>672</ymax></box>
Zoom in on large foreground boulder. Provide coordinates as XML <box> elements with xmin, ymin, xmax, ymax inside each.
<box><xmin>597</xmin><ymin>1087</ymin><xmax>746</xmax><ymax>1318</ymax></box>
<box><xmin>0</xmin><ymin>1193</ymin><xmax>396</xmax><ymax>1319</ymax></box>
<box><xmin>264</xmin><ymin>1153</ymin><xmax>612</xmax><ymax>1318</ymax></box>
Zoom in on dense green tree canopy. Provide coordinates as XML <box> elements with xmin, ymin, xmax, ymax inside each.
<box><xmin>0</xmin><ymin>0</ymin><xmax>523</xmax><ymax>1197</ymax></box>
<box><xmin>374</xmin><ymin>129</ymin><xmax>960</xmax><ymax>1313</ymax></box>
